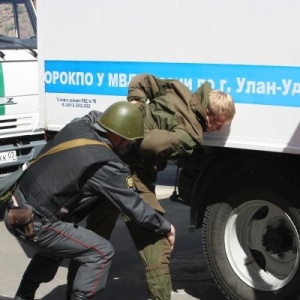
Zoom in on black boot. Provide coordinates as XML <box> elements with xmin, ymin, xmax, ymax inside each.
<box><xmin>15</xmin><ymin>278</ymin><xmax>39</xmax><ymax>300</ymax></box>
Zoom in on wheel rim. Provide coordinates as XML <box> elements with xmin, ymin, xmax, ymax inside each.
<box><xmin>224</xmin><ymin>200</ymin><xmax>300</xmax><ymax>291</ymax></box>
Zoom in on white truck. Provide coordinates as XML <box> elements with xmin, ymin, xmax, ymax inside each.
<box><xmin>0</xmin><ymin>0</ymin><xmax>44</xmax><ymax>177</ymax></box>
<box><xmin>37</xmin><ymin>0</ymin><xmax>300</xmax><ymax>299</ymax></box>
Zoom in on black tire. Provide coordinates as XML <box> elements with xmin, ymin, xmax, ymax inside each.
<box><xmin>202</xmin><ymin>169</ymin><xmax>300</xmax><ymax>300</ymax></box>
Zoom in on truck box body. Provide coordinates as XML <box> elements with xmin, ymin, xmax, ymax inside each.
<box><xmin>38</xmin><ymin>0</ymin><xmax>300</xmax><ymax>154</ymax></box>
<box><xmin>37</xmin><ymin>1</ymin><xmax>300</xmax><ymax>299</ymax></box>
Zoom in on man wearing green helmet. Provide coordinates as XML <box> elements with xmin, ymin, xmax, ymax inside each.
<box><xmin>6</xmin><ymin>101</ymin><xmax>175</xmax><ymax>300</ymax></box>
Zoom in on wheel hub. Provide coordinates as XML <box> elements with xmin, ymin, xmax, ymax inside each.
<box><xmin>263</xmin><ymin>223</ymin><xmax>294</xmax><ymax>254</ymax></box>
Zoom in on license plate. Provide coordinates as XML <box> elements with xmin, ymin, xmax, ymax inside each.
<box><xmin>0</xmin><ymin>150</ymin><xmax>17</xmax><ymax>164</ymax></box>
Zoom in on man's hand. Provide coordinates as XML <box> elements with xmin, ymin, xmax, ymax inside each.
<box><xmin>167</xmin><ymin>224</ymin><xmax>176</xmax><ymax>252</ymax></box>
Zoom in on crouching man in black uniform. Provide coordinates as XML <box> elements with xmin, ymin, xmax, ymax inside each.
<box><xmin>4</xmin><ymin>101</ymin><xmax>175</xmax><ymax>300</ymax></box>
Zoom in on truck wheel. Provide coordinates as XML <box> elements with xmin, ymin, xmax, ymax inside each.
<box><xmin>202</xmin><ymin>169</ymin><xmax>300</xmax><ymax>300</ymax></box>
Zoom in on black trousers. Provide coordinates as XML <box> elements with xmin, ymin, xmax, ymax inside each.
<box><xmin>5</xmin><ymin>211</ymin><xmax>114</xmax><ymax>299</ymax></box>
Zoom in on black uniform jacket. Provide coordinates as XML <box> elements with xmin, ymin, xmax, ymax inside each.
<box><xmin>18</xmin><ymin>111</ymin><xmax>171</xmax><ymax>234</ymax></box>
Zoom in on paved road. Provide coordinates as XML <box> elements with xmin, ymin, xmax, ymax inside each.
<box><xmin>0</xmin><ymin>164</ymin><xmax>226</xmax><ymax>300</ymax></box>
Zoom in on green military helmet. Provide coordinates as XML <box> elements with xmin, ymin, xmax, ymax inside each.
<box><xmin>98</xmin><ymin>101</ymin><xmax>144</xmax><ymax>140</ymax></box>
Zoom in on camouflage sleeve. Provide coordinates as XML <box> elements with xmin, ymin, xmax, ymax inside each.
<box><xmin>139</xmin><ymin>128</ymin><xmax>199</xmax><ymax>157</ymax></box>
<box><xmin>127</xmin><ymin>74</ymin><xmax>162</xmax><ymax>104</ymax></box>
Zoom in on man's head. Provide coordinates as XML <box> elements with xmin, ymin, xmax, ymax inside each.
<box><xmin>98</xmin><ymin>101</ymin><xmax>144</xmax><ymax>150</ymax></box>
<box><xmin>206</xmin><ymin>90</ymin><xmax>236</xmax><ymax>132</ymax></box>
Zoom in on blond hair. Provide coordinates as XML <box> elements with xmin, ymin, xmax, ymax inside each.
<box><xmin>207</xmin><ymin>90</ymin><xmax>236</xmax><ymax>120</ymax></box>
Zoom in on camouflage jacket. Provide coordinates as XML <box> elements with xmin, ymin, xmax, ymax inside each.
<box><xmin>127</xmin><ymin>74</ymin><xmax>211</xmax><ymax>157</ymax></box>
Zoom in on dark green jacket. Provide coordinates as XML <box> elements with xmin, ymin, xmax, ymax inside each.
<box><xmin>127</xmin><ymin>74</ymin><xmax>211</xmax><ymax>157</ymax></box>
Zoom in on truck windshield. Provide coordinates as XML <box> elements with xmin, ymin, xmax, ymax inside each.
<box><xmin>0</xmin><ymin>0</ymin><xmax>36</xmax><ymax>49</ymax></box>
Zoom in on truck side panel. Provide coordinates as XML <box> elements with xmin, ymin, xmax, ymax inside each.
<box><xmin>38</xmin><ymin>0</ymin><xmax>300</xmax><ymax>154</ymax></box>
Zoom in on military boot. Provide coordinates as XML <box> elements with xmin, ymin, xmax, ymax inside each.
<box><xmin>14</xmin><ymin>278</ymin><xmax>39</xmax><ymax>300</ymax></box>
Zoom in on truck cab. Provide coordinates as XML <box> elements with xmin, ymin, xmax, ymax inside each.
<box><xmin>0</xmin><ymin>0</ymin><xmax>45</xmax><ymax>175</ymax></box>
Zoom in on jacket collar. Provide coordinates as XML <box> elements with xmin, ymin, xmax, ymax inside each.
<box><xmin>190</xmin><ymin>81</ymin><xmax>212</xmax><ymax>131</ymax></box>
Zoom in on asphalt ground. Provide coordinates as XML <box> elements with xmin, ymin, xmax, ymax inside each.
<box><xmin>0</xmin><ymin>164</ymin><xmax>226</xmax><ymax>300</ymax></box>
